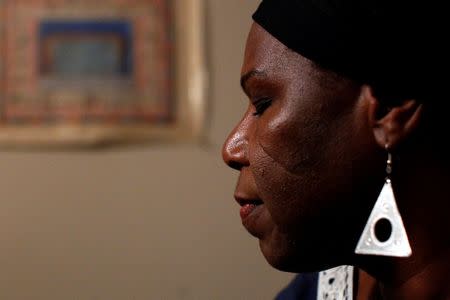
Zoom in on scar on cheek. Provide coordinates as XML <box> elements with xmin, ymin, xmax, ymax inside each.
<box><xmin>255</xmin><ymin>140</ymin><xmax>304</xmax><ymax>177</ymax></box>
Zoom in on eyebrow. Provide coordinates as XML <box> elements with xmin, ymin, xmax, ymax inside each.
<box><xmin>240</xmin><ymin>69</ymin><xmax>267</xmax><ymax>94</ymax></box>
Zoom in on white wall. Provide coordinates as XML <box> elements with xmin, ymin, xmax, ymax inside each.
<box><xmin>0</xmin><ymin>1</ymin><xmax>294</xmax><ymax>299</ymax></box>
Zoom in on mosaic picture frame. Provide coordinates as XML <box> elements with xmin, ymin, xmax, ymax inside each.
<box><xmin>0</xmin><ymin>0</ymin><xmax>207</xmax><ymax>148</ymax></box>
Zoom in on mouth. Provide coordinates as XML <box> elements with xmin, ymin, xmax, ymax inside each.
<box><xmin>237</xmin><ymin>198</ymin><xmax>264</xmax><ymax>221</ymax></box>
<box><xmin>234</xmin><ymin>195</ymin><xmax>265</xmax><ymax>236</ymax></box>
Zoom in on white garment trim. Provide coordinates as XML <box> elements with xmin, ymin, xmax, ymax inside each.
<box><xmin>317</xmin><ymin>265</ymin><xmax>354</xmax><ymax>300</ymax></box>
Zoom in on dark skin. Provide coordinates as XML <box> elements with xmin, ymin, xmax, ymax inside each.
<box><xmin>223</xmin><ymin>23</ymin><xmax>450</xmax><ymax>299</ymax></box>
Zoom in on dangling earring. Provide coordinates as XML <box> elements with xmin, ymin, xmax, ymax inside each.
<box><xmin>355</xmin><ymin>145</ymin><xmax>412</xmax><ymax>257</ymax></box>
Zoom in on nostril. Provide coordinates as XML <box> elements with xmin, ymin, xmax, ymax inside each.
<box><xmin>227</xmin><ymin>161</ymin><xmax>243</xmax><ymax>171</ymax></box>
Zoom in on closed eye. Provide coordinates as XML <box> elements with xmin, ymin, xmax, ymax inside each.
<box><xmin>252</xmin><ymin>98</ymin><xmax>272</xmax><ymax>116</ymax></box>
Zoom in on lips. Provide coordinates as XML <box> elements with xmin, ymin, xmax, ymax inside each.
<box><xmin>234</xmin><ymin>195</ymin><xmax>265</xmax><ymax>236</ymax></box>
<box><xmin>239</xmin><ymin>200</ymin><xmax>263</xmax><ymax>220</ymax></box>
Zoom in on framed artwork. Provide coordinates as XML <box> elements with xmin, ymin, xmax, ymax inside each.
<box><xmin>0</xmin><ymin>0</ymin><xmax>207</xmax><ymax>148</ymax></box>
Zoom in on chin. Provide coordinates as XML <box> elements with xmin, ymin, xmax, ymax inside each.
<box><xmin>258</xmin><ymin>230</ymin><xmax>350</xmax><ymax>273</ymax></box>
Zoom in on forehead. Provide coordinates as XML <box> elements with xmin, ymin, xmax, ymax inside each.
<box><xmin>241</xmin><ymin>23</ymin><xmax>317</xmax><ymax>78</ymax></box>
<box><xmin>242</xmin><ymin>23</ymin><xmax>291</xmax><ymax>73</ymax></box>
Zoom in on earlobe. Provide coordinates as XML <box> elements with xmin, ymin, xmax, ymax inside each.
<box><xmin>364</xmin><ymin>85</ymin><xmax>423</xmax><ymax>149</ymax></box>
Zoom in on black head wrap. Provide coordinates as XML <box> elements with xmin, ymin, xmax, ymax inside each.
<box><xmin>252</xmin><ymin>0</ymin><xmax>447</xmax><ymax>102</ymax></box>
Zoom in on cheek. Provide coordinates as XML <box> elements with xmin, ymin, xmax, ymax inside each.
<box><xmin>258</xmin><ymin>95</ymin><xmax>333</xmax><ymax>175</ymax></box>
<box><xmin>247</xmin><ymin>100</ymin><xmax>359</xmax><ymax>232</ymax></box>
<box><xmin>249</xmin><ymin>141</ymin><xmax>315</xmax><ymax>232</ymax></box>
<box><xmin>247</xmin><ymin>105</ymin><xmax>330</xmax><ymax>230</ymax></box>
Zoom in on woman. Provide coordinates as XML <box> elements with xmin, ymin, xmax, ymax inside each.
<box><xmin>222</xmin><ymin>0</ymin><xmax>449</xmax><ymax>299</ymax></box>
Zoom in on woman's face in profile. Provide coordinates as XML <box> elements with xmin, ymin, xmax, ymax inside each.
<box><xmin>223</xmin><ymin>23</ymin><xmax>383</xmax><ymax>272</ymax></box>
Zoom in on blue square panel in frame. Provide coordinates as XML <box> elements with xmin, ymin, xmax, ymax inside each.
<box><xmin>39</xmin><ymin>20</ymin><xmax>133</xmax><ymax>77</ymax></box>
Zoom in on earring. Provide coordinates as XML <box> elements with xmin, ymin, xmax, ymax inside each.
<box><xmin>355</xmin><ymin>145</ymin><xmax>412</xmax><ymax>257</ymax></box>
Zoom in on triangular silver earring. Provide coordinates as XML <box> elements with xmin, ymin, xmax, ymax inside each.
<box><xmin>355</xmin><ymin>147</ymin><xmax>412</xmax><ymax>257</ymax></box>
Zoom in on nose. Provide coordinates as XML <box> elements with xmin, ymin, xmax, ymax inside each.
<box><xmin>222</xmin><ymin>114</ymin><xmax>250</xmax><ymax>171</ymax></box>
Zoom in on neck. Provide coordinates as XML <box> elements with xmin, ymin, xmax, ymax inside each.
<box><xmin>379</xmin><ymin>253</ymin><xmax>450</xmax><ymax>300</ymax></box>
<box><xmin>357</xmin><ymin>253</ymin><xmax>450</xmax><ymax>300</ymax></box>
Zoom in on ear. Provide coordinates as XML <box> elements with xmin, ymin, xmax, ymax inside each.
<box><xmin>363</xmin><ymin>85</ymin><xmax>423</xmax><ymax>150</ymax></box>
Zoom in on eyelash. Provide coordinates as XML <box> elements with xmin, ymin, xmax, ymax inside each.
<box><xmin>252</xmin><ymin>97</ymin><xmax>272</xmax><ymax>116</ymax></box>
